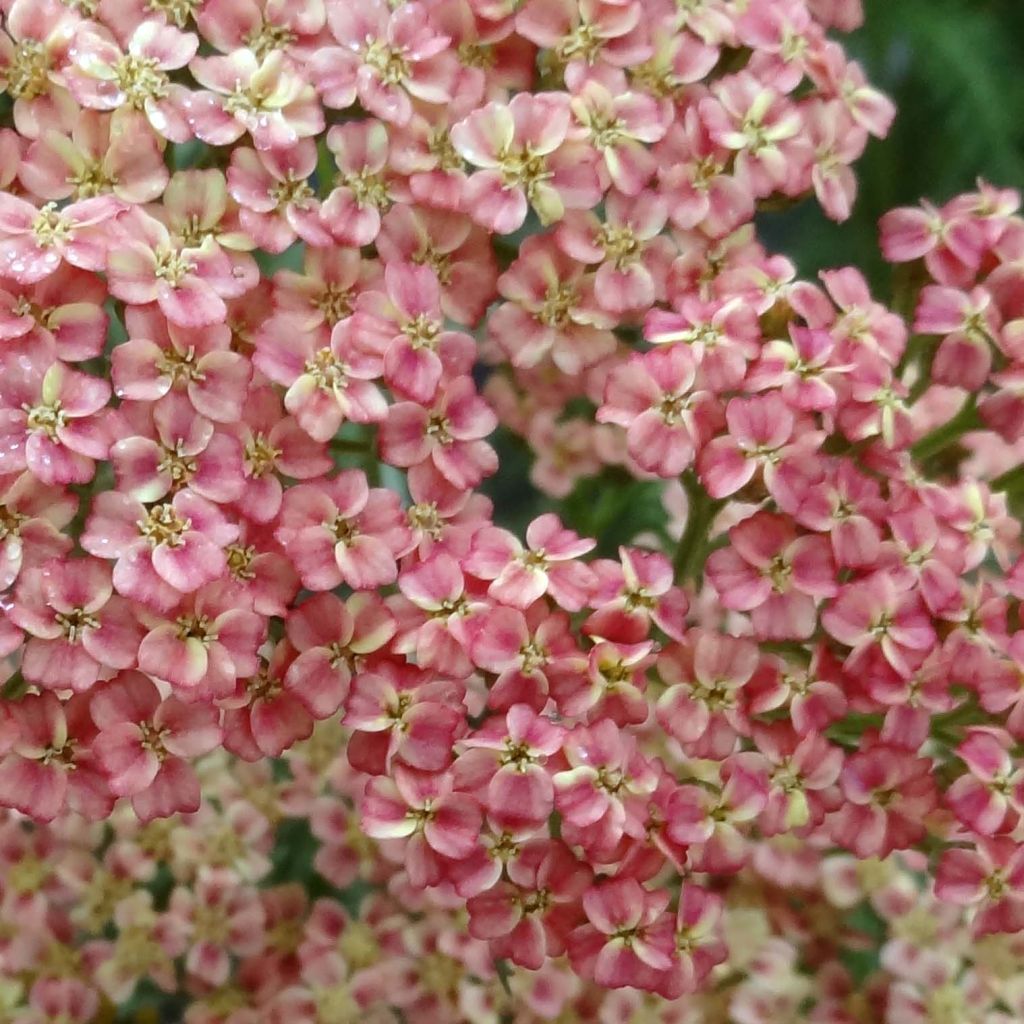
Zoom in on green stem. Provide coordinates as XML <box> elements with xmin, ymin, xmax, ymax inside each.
<box><xmin>1</xmin><ymin>670</ymin><xmax>26</xmax><ymax>701</ymax></box>
<box><xmin>910</xmin><ymin>397</ymin><xmax>979</xmax><ymax>462</ymax></box>
<box><xmin>672</xmin><ymin>473</ymin><xmax>722</xmax><ymax>583</ymax></box>
<box><xmin>991</xmin><ymin>464</ymin><xmax>1024</xmax><ymax>493</ymax></box>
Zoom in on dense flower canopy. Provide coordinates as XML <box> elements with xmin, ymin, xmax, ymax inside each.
<box><xmin>0</xmin><ymin>0</ymin><xmax>1023</xmax><ymax>1019</ymax></box>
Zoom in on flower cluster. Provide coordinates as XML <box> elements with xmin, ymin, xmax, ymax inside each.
<box><xmin>0</xmin><ymin>0</ymin><xmax>1023</xmax><ymax>1017</ymax></box>
<box><xmin>1</xmin><ymin>744</ymin><xmax>1024</xmax><ymax>1024</ymax></box>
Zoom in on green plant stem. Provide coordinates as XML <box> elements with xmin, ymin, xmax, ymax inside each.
<box><xmin>991</xmin><ymin>464</ymin><xmax>1024</xmax><ymax>493</ymax></box>
<box><xmin>910</xmin><ymin>397</ymin><xmax>980</xmax><ymax>462</ymax></box>
<box><xmin>672</xmin><ymin>473</ymin><xmax>722</xmax><ymax>583</ymax></box>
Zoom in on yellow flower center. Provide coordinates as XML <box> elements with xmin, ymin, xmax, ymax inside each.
<box><xmin>8</xmin><ymin>40</ymin><xmax>51</xmax><ymax>99</ymax></box>
<box><xmin>114</xmin><ymin>54</ymin><xmax>169</xmax><ymax>108</ymax></box>
<box><xmin>139</xmin><ymin>503</ymin><xmax>189</xmax><ymax>546</ymax></box>
<box><xmin>244</xmin><ymin>432</ymin><xmax>281</xmax><ymax>477</ymax></box>
<box><xmin>24</xmin><ymin>399</ymin><xmax>67</xmax><ymax>438</ymax></box>
<box><xmin>55</xmin><ymin>607</ymin><xmax>99</xmax><ymax>643</ymax></box>
<box><xmin>146</xmin><ymin>0</ymin><xmax>201</xmax><ymax>27</ymax></box>
<box><xmin>31</xmin><ymin>204</ymin><xmax>72</xmax><ymax>248</ymax></box>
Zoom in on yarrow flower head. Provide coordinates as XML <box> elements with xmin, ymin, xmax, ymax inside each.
<box><xmin>0</xmin><ymin>0</ymin><xmax>1022</xmax><ymax>1020</ymax></box>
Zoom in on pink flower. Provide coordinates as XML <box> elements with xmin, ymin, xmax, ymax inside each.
<box><xmin>747</xmin><ymin>325</ymin><xmax>847</xmax><ymax>412</ymax></box>
<box><xmin>822</xmin><ymin>572</ymin><xmax>936</xmax><ymax>676</ymax></box>
<box><xmin>227</xmin><ymin>386</ymin><xmax>333</xmax><ymax>523</ymax></box>
<box><xmin>137</xmin><ymin>584</ymin><xmax>264</xmax><ymax>697</ymax></box>
<box><xmin>9</xmin><ymin>557</ymin><xmax>141</xmax><ymax>692</ymax></box>
<box><xmin>700</xmin><ymin>74</ymin><xmax>804</xmax><ymax>197</ymax></box>
<box><xmin>0</xmin><ymin>265</ymin><xmax>110</xmax><ymax>362</ymax></box>
<box><xmin>276</xmin><ymin>471</ymin><xmax>410</xmax><ymax>591</ymax></box>
<box><xmin>516</xmin><ymin>0</ymin><xmax>650</xmax><ymax>79</ymax></box>
<box><xmin>666</xmin><ymin>754</ymin><xmax>768</xmax><ymax>873</ymax></box>
<box><xmin>914</xmin><ymin>284</ymin><xmax>998</xmax><ymax>390</ymax></box>
<box><xmin>394</xmin><ymin>550</ymin><xmax>486</xmax><ymax>676</ymax></box>
<box><xmin>655</xmin><ymin>112</ymin><xmax>755</xmax><ymax>236</ymax></box>
<box><xmin>568</xmin><ymin>80</ymin><xmax>669</xmax><ymax>197</ymax></box>
<box><xmin>746</xmin><ymin>645</ymin><xmax>848</xmax><ymax>735</ymax></box>
<box><xmin>597</xmin><ymin>344</ymin><xmax>704</xmax><ymax>477</ymax></box>
<box><xmin>0</xmin><ymin>193</ymin><xmax>122</xmax><ymax>283</ymax></box>
<box><xmin>489</xmin><ymin>235</ymin><xmax>616</xmax><ymax>373</ymax></box>
<box><xmin>19</xmin><ymin>110</ymin><xmax>168</xmax><ymax>204</ymax></box>
<box><xmin>320</xmin><ymin>120</ymin><xmax>396</xmax><ymax>247</ymax></box>
<box><xmin>110</xmin><ymin>395</ymin><xmax>246</xmax><ymax>505</ymax></box>
<box><xmin>254</xmin><ymin>315</ymin><xmax>387</xmax><ymax>444</ymax></box>
<box><xmin>158</xmin><ymin>169</ymin><xmax>259</xmax><ymax>291</ymax></box>
<box><xmin>552</xmin><ymin>638</ymin><xmax>654</xmax><ymax>725</ymax></box>
<box><xmin>91</xmin><ymin>671</ymin><xmax>223</xmax><ymax>820</ymax></box>
<box><xmin>946</xmin><ymin>727</ymin><xmax>1024</xmax><ymax>836</ymax></box>
<box><xmin>0</xmin><ymin>471</ymin><xmax>75</xmax><ymax>590</ymax></box>
<box><xmin>568</xmin><ymin>878</ymin><xmax>674</xmax><ymax>992</ymax></box>
<box><xmin>168</xmin><ymin>868</ymin><xmax>266</xmax><ymax>985</ymax></box>
<box><xmin>387</xmin><ymin>109</ymin><xmax>470</xmax><ymax>212</ymax></box>
<box><xmin>21</xmin><ymin>978</ymin><xmax>98</xmax><ymax>1024</ymax></box>
<box><xmin>935</xmin><ymin>839</ymin><xmax>1024</xmax><ymax>935</ymax></box>
<box><xmin>808</xmin><ymin>42</ymin><xmax>896</xmax><ymax>139</ymax></box>
<box><xmin>361</xmin><ymin>764</ymin><xmax>482</xmax><ymax>885</ymax></box>
<box><xmin>227</xmin><ymin>140</ymin><xmax>331</xmax><ymax>253</ymax></box>
<box><xmin>665</xmin><ymin>885</ymin><xmax>727</xmax><ymax>996</ymax></box>
<box><xmin>81</xmin><ymin>489</ymin><xmax>236</xmax><ymax>611</ymax></box>
<box><xmin>585</xmin><ymin>547</ymin><xmax>689</xmax><ymax>643</ymax></box>
<box><xmin>220</xmin><ymin>641</ymin><xmax>313</xmax><ymax>760</ymax></box>
<box><xmin>309</xmin><ymin>0</ymin><xmax>456</xmax><ymax>125</ymax></box>
<box><xmin>699</xmin><ymin>392</ymin><xmax>823</xmax><ymax>500</ymax></box>
<box><xmin>0</xmin><ymin>0</ymin><xmax>80</xmax><ymax>137</ymax></box>
<box><xmin>106</xmin><ymin>210</ymin><xmax>238</xmax><ymax>328</ymax></box>
<box><xmin>805</xmin><ymin>101</ymin><xmax>867</xmax><ymax>222</ymax></box>
<box><xmin>264</xmin><ymin>246</ymin><xmax>382</xmax><ymax>337</ymax></box>
<box><xmin>344</xmin><ymin>660</ymin><xmax>463</xmax><ymax>775</ymax></box>
<box><xmin>875</xmin><ymin>506</ymin><xmax>962</xmax><ymax>616</ymax></box>
<box><xmin>466</xmin><ymin>840</ymin><xmax>591</xmax><ymax>970</ymax></box>
<box><xmin>0</xmin><ymin>691</ymin><xmax>112</xmax><ymax>822</ymax></box>
<box><xmin>553</xmin><ymin>719</ymin><xmax>656</xmax><ymax>852</ymax></box>
<box><xmin>556</xmin><ymin>190</ymin><xmax>672</xmax><ymax>314</ymax></box>
<box><xmin>376</xmin><ymin>204</ymin><xmax>498</xmax><ymax>326</ymax></box>
<box><xmin>645</xmin><ymin>295</ymin><xmax>761</xmax><ymax>391</ymax></box>
<box><xmin>459</xmin><ymin>703</ymin><xmax>565</xmax><ymax>833</ymax></box>
<box><xmin>772</xmin><ymin>456</ymin><xmax>884</xmax><ymax>568</ymax></box>
<box><xmin>189</xmin><ymin>48</ymin><xmax>324</xmax><ymax>150</ymax></box>
<box><xmin>284</xmin><ymin>591</ymin><xmax>397</xmax><ymax>720</ymax></box>
<box><xmin>880</xmin><ymin>198</ymin><xmax>989</xmax><ymax>284</ymax></box>
<box><xmin>754</xmin><ymin>723</ymin><xmax>843</xmax><ymax>833</ymax></box>
<box><xmin>469</xmin><ymin>604</ymin><xmax>586</xmax><ymax>711</ymax></box>
<box><xmin>68</xmin><ymin>20</ymin><xmax>196</xmax><ymax>142</ymax></box>
<box><xmin>452</xmin><ymin>93</ymin><xmax>602</xmax><ymax>232</ymax></box>
<box><xmin>378</xmin><ymin>375</ymin><xmax>498</xmax><ymax>490</ymax></box>
<box><xmin>0</xmin><ymin>355</ymin><xmax>111</xmax><ymax>485</ymax></box>
<box><xmin>196</xmin><ymin>0</ymin><xmax>326</xmax><ymax>56</ymax></box>
<box><xmin>817</xmin><ymin>266</ymin><xmax>908</xmax><ymax>362</ymax></box>
<box><xmin>705</xmin><ymin>512</ymin><xmax>837</xmax><ymax>641</ymax></box>
<box><xmin>112</xmin><ymin>306</ymin><xmax>252</xmax><ymax>424</ymax></box>
<box><xmin>345</xmin><ymin>262</ymin><xmax>476</xmax><ymax>404</ymax></box>
<box><xmin>465</xmin><ymin>513</ymin><xmax>596</xmax><ymax>611</ymax></box>
<box><xmin>738</xmin><ymin>1</ymin><xmax>816</xmax><ymax>92</ymax></box>
<box><xmin>831</xmin><ymin>743</ymin><xmax>938</xmax><ymax>858</ymax></box>
<box><xmin>655</xmin><ymin>631</ymin><xmax>758</xmax><ymax>746</ymax></box>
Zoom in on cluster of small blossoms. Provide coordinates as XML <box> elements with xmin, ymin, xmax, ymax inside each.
<box><xmin>2</xmin><ymin>748</ymin><xmax>1024</xmax><ymax>1024</ymax></box>
<box><xmin>0</xmin><ymin>0</ymin><xmax>1023</xmax><ymax>1016</ymax></box>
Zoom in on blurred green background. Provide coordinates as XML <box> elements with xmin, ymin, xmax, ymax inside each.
<box><xmin>485</xmin><ymin>0</ymin><xmax>1024</xmax><ymax>544</ymax></box>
